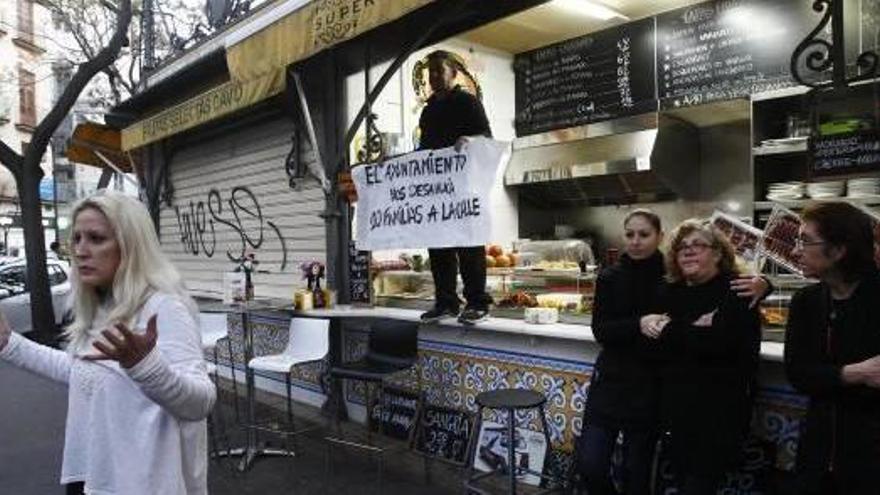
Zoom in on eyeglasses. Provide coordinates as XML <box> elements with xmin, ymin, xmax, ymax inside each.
<box><xmin>676</xmin><ymin>240</ymin><xmax>714</xmax><ymax>253</ymax></box>
<box><xmin>794</xmin><ymin>236</ymin><xmax>825</xmax><ymax>249</ymax></box>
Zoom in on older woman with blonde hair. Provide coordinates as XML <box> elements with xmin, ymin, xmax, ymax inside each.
<box><xmin>642</xmin><ymin>219</ymin><xmax>761</xmax><ymax>494</ymax></box>
<box><xmin>0</xmin><ymin>191</ymin><xmax>215</xmax><ymax>495</ymax></box>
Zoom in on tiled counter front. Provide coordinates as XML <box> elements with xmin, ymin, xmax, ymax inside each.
<box><xmin>341</xmin><ymin>322</ymin><xmax>808</xmax><ymax>492</ymax></box>
<box><xmin>209</xmin><ymin>311</ymin><xmax>808</xmax><ymax>493</ymax></box>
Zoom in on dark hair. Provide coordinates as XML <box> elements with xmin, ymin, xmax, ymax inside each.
<box><xmin>50</xmin><ymin>241</ymin><xmax>60</xmax><ymax>250</ymax></box>
<box><xmin>624</xmin><ymin>209</ymin><xmax>662</xmax><ymax>233</ymax></box>
<box><xmin>425</xmin><ymin>50</ymin><xmax>460</xmax><ymax>70</ymax></box>
<box><xmin>801</xmin><ymin>201</ymin><xmax>875</xmax><ymax>281</ymax></box>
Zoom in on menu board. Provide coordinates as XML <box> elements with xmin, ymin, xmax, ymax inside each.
<box><xmin>414</xmin><ymin>405</ymin><xmax>474</xmax><ymax>466</ymax></box>
<box><xmin>810</xmin><ymin>130</ymin><xmax>880</xmax><ymax>177</ymax></box>
<box><xmin>514</xmin><ymin>17</ymin><xmax>656</xmax><ymax>136</ymax></box>
<box><xmin>368</xmin><ymin>387</ymin><xmax>420</xmax><ymax>440</ymax></box>
<box><xmin>348</xmin><ymin>240</ymin><xmax>371</xmax><ymax>304</ymax></box>
<box><xmin>657</xmin><ymin>0</ymin><xmax>824</xmax><ymax>109</ymax></box>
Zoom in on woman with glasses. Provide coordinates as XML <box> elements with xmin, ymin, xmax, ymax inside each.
<box><xmin>642</xmin><ymin>219</ymin><xmax>762</xmax><ymax>494</ymax></box>
<box><xmin>785</xmin><ymin>202</ymin><xmax>880</xmax><ymax>495</ymax></box>
<box><xmin>578</xmin><ymin>212</ymin><xmax>767</xmax><ymax>494</ymax></box>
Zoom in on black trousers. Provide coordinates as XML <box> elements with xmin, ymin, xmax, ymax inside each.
<box><xmin>428</xmin><ymin>246</ymin><xmax>492</xmax><ymax>311</ymax></box>
<box><xmin>66</xmin><ymin>482</ymin><xmax>85</xmax><ymax>495</ymax></box>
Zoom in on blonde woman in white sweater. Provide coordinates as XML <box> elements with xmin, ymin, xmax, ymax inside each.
<box><xmin>0</xmin><ymin>191</ymin><xmax>216</xmax><ymax>495</ymax></box>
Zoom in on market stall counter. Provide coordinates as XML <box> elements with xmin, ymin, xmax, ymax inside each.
<box><xmin>201</xmin><ymin>298</ymin><xmax>800</xmax><ymax>490</ymax></box>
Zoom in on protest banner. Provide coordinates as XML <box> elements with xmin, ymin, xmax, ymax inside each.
<box><xmin>351</xmin><ymin>138</ymin><xmax>509</xmax><ymax>250</ymax></box>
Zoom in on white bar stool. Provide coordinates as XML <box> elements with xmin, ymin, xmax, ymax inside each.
<box><xmin>246</xmin><ymin>317</ymin><xmax>330</xmax><ymax>455</ymax></box>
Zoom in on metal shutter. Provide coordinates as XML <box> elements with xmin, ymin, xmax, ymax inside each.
<box><xmin>159</xmin><ymin>117</ymin><xmax>327</xmax><ymax>300</ymax></box>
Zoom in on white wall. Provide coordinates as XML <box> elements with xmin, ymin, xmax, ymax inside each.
<box><xmin>345</xmin><ymin>36</ymin><xmax>520</xmax><ymax>257</ymax></box>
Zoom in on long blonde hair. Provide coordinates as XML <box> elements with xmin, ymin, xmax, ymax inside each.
<box><xmin>65</xmin><ymin>192</ymin><xmax>195</xmax><ymax>351</ymax></box>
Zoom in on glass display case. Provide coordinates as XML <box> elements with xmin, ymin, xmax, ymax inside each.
<box><xmin>371</xmin><ymin>240</ymin><xmax>596</xmax><ymax>324</ymax></box>
<box><xmin>758</xmin><ymin>274</ymin><xmax>814</xmax><ymax>342</ymax></box>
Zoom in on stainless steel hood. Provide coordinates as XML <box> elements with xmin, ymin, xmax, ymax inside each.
<box><xmin>505</xmin><ymin>110</ymin><xmax>711</xmax><ymax>206</ymax></box>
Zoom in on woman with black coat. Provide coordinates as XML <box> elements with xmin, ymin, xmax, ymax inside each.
<box><xmin>785</xmin><ymin>202</ymin><xmax>880</xmax><ymax>495</ymax></box>
<box><xmin>646</xmin><ymin>220</ymin><xmax>762</xmax><ymax>494</ymax></box>
<box><xmin>578</xmin><ymin>212</ymin><xmax>767</xmax><ymax>494</ymax></box>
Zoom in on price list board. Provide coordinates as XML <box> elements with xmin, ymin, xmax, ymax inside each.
<box><xmin>657</xmin><ymin>0</ymin><xmax>824</xmax><ymax>109</ymax></box>
<box><xmin>514</xmin><ymin>17</ymin><xmax>657</xmax><ymax>136</ymax></box>
<box><xmin>348</xmin><ymin>240</ymin><xmax>371</xmax><ymax>305</ymax></box>
<box><xmin>811</xmin><ymin>130</ymin><xmax>880</xmax><ymax>177</ymax></box>
<box><xmin>414</xmin><ymin>405</ymin><xmax>474</xmax><ymax>466</ymax></box>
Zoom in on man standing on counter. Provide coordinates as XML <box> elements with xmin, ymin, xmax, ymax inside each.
<box><xmin>418</xmin><ymin>50</ymin><xmax>493</xmax><ymax>325</ymax></box>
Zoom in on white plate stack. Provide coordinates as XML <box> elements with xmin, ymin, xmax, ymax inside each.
<box><xmin>806</xmin><ymin>180</ymin><xmax>846</xmax><ymax>199</ymax></box>
<box><xmin>846</xmin><ymin>177</ymin><xmax>880</xmax><ymax>199</ymax></box>
<box><xmin>767</xmin><ymin>182</ymin><xmax>805</xmax><ymax>201</ymax></box>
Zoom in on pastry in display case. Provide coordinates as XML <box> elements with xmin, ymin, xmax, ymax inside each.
<box><xmin>371</xmin><ymin>239</ymin><xmax>596</xmax><ymax>323</ymax></box>
<box><xmin>757</xmin><ymin>274</ymin><xmax>813</xmax><ymax>342</ymax></box>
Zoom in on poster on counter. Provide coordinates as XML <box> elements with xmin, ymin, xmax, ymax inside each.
<box><xmin>351</xmin><ymin>138</ymin><xmax>510</xmax><ymax>250</ymax></box>
<box><xmin>473</xmin><ymin>421</ymin><xmax>547</xmax><ymax>486</ymax></box>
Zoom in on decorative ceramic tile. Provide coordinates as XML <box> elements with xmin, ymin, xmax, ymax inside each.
<box><xmin>210</xmin><ymin>312</ymin><xmax>327</xmax><ymax>393</ymax></box>
<box><xmin>342</xmin><ymin>330</ymin><xmax>593</xmax><ymax>452</ymax></box>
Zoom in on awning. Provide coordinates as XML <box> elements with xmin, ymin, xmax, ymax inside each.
<box><xmin>120</xmin><ymin>0</ymin><xmax>436</xmax><ymax>151</ymax></box>
<box><xmin>121</xmin><ymin>69</ymin><xmax>285</xmax><ymax>151</ymax></box>
<box><xmin>68</xmin><ymin>122</ymin><xmax>136</xmax><ymax>173</ymax></box>
<box><xmin>225</xmin><ymin>0</ymin><xmax>436</xmax><ymax>82</ymax></box>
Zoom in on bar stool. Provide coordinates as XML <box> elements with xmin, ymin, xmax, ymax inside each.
<box><xmin>246</xmin><ymin>317</ymin><xmax>330</xmax><ymax>455</ymax></box>
<box><xmin>464</xmin><ymin>388</ymin><xmax>561</xmax><ymax>495</ymax></box>
<box><xmin>325</xmin><ymin>319</ymin><xmax>420</xmax><ymax>489</ymax></box>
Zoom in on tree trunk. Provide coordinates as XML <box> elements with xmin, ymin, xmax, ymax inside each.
<box><xmin>18</xmin><ymin>160</ymin><xmax>55</xmax><ymax>345</ymax></box>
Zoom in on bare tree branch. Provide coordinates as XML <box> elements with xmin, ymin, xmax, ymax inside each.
<box><xmin>30</xmin><ymin>0</ymin><xmax>132</xmax><ymax>155</ymax></box>
<box><xmin>0</xmin><ymin>142</ymin><xmax>23</xmax><ymax>179</ymax></box>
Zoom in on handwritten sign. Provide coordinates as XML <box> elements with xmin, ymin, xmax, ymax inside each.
<box><xmin>348</xmin><ymin>240</ymin><xmax>371</xmax><ymax>304</ymax></box>
<box><xmin>811</xmin><ymin>130</ymin><xmax>880</xmax><ymax>177</ymax></box>
<box><xmin>514</xmin><ymin>17</ymin><xmax>656</xmax><ymax>136</ymax></box>
<box><xmin>369</xmin><ymin>387</ymin><xmax>420</xmax><ymax>440</ymax></box>
<box><xmin>657</xmin><ymin>0</ymin><xmax>822</xmax><ymax>109</ymax></box>
<box><xmin>352</xmin><ymin>138</ymin><xmax>509</xmax><ymax>250</ymax></box>
<box><xmin>414</xmin><ymin>405</ymin><xmax>474</xmax><ymax>466</ymax></box>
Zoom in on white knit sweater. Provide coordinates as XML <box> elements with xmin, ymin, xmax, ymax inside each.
<box><xmin>0</xmin><ymin>292</ymin><xmax>216</xmax><ymax>494</ymax></box>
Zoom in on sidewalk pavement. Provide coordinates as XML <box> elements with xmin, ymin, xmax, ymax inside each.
<box><xmin>1</xmin><ymin>360</ymin><xmax>511</xmax><ymax>494</ymax></box>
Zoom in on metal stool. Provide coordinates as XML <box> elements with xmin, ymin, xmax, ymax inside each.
<box><xmin>464</xmin><ymin>388</ymin><xmax>560</xmax><ymax>495</ymax></box>
<box><xmin>324</xmin><ymin>320</ymin><xmax>421</xmax><ymax>491</ymax></box>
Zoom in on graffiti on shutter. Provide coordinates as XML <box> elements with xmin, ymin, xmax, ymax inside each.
<box><xmin>174</xmin><ymin>186</ymin><xmax>288</xmax><ymax>271</ymax></box>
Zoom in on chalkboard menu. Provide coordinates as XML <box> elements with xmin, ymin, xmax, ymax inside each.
<box><xmin>810</xmin><ymin>130</ymin><xmax>880</xmax><ymax>177</ymax></box>
<box><xmin>348</xmin><ymin>240</ymin><xmax>371</xmax><ymax>305</ymax></box>
<box><xmin>414</xmin><ymin>405</ymin><xmax>474</xmax><ymax>466</ymax></box>
<box><xmin>369</xmin><ymin>387</ymin><xmax>420</xmax><ymax>440</ymax></box>
<box><xmin>513</xmin><ymin>17</ymin><xmax>656</xmax><ymax>136</ymax></box>
<box><xmin>657</xmin><ymin>0</ymin><xmax>825</xmax><ymax>109</ymax></box>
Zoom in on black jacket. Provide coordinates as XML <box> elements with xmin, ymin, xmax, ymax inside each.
<box><xmin>585</xmin><ymin>252</ymin><xmax>665</xmax><ymax>428</ymax></box>
<box><xmin>784</xmin><ymin>271</ymin><xmax>880</xmax><ymax>492</ymax></box>
<box><xmin>418</xmin><ymin>87</ymin><xmax>491</xmax><ymax>150</ymax></box>
<box><xmin>656</xmin><ymin>274</ymin><xmax>761</xmax><ymax>476</ymax></box>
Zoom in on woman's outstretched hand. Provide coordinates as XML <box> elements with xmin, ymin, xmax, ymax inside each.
<box><xmin>86</xmin><ymin>315</ymin><xmax>158</xmax><ymax>369</ymax></box>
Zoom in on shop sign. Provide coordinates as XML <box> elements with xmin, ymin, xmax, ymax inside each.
<box><xmin>226</xmin><ymin>0</ymin><xmax>436</xmax><ymax>82</ymax></box>
<box><xmin>121</xmin><ymin>70</ymin><xmax>285</xmax><ymax>151</ymax></box>
<box><xmin>352</xmin><ymin>138</ymin><xmax>509</xmax><ymax>251</ymax></box>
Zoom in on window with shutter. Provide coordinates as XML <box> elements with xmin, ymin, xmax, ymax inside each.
<box><xmin>18</xmin><ymin>69</ymin><xmax>35</xmax><ymax>128</ymax></box>
<box><xmin>17</xmin><ymin>0</ymin><xmax>33</xmax><ymax>44</ymax></box>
